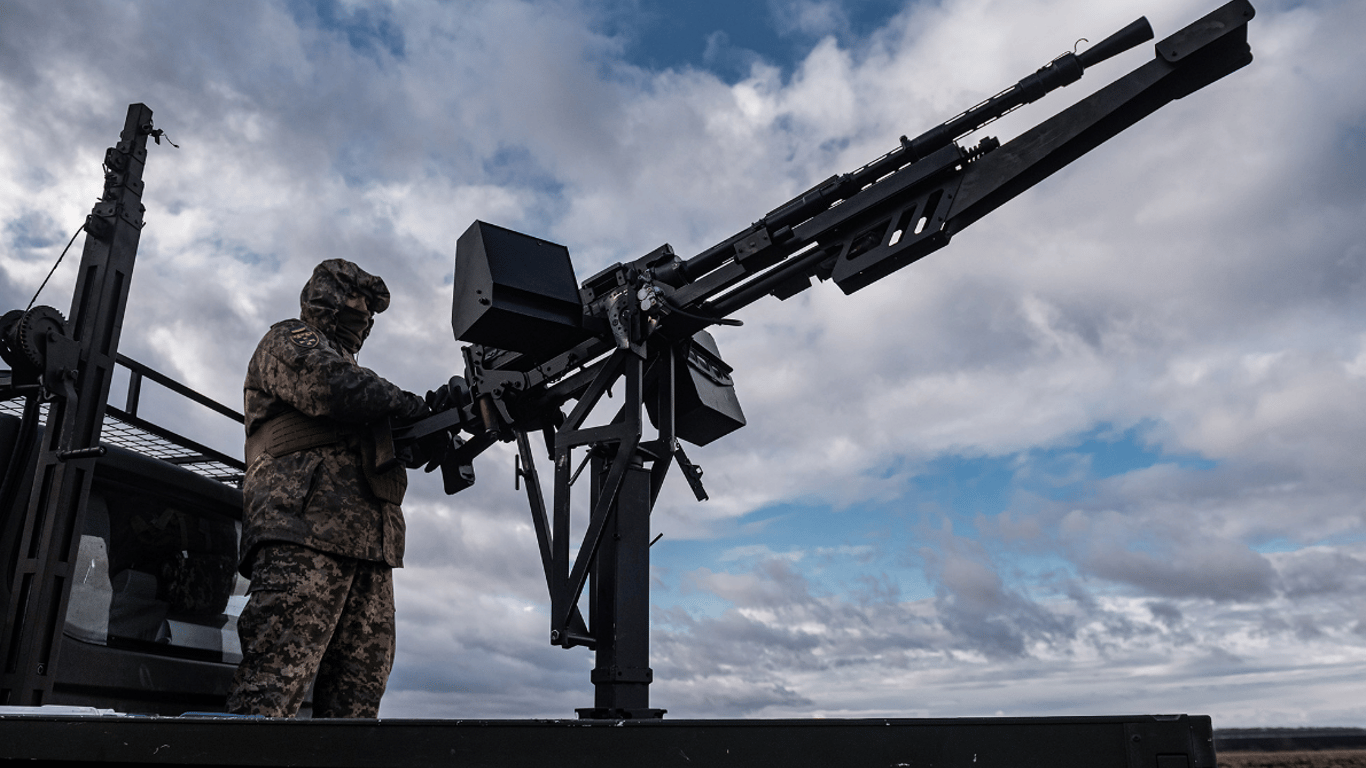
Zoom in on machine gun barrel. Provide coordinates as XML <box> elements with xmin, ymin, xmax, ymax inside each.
<box><xmin>676</xmin><ymin>16</ymin><xmax>1154</xmax><ymax>286</ymax></box>
<box><xmin>902</xmin><ymin>17</ymin><xmax>1154</xmax><ymax>163</ymax></box>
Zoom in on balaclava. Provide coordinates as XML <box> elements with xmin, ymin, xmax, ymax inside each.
<box><xmin>298</xmin><ymin>259</ymin><xmax>391</xmax><ymax>354</ymax></box>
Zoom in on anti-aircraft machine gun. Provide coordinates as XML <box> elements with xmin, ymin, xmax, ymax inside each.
<box><xmin>397</xmin><ymin>0</ymin><xmax>1258</xmax><ymax>721</ymax></box>
<box><xmin>0</xmin><ymin>1</ymin><xmax>1253</xmax><ymax>765</ymax></box>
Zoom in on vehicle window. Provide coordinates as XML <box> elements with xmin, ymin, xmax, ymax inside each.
<box><xmin>66</xmin><ymin>487</ymin><xmax>248</xmax><ymax>664</ymax></box>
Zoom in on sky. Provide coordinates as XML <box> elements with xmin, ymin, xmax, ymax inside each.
<box><xmin>2</xmin><ymin>0</ymin><xmax>1364</xmax><ymax>727</ymax></box>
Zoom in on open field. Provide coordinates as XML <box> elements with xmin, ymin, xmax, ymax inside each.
<box><xmin>1219</xmin><ymin>750</ymin><xmax>1366</xmax><ymax>768</ymax></box>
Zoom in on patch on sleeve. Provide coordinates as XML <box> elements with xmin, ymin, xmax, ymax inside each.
<box><xmin>286</xmin><ymin>323</ymin><xmax>321</xmax><ymax>349</ymax></box>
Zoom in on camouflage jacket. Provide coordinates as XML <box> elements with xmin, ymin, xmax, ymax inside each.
<box><xmin>239</xmin><ymin>260</ymin><xmax>425</xmax><ymax>577</ymax></box>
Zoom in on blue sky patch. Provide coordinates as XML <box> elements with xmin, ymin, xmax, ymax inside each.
<box><xmin>289</xmin><ymin>0</ymin><xmax>406</xmax><ymax>62</ymax></box>
<box><xmin>481</xmin><ymin>145</ymin><xmax>566</xmax><ymax>199</ymax></box>
<box><xmin>908</xmin><ymin>422</ymin><xmax>1217</xmax><ymax>524</ymax></box>
<box><xmin>4</xmin><ymin>210</ymin><xmax>65</xmax><ymax>253</ymax></box>
<box><xmin>601</xmin><ymin>0</ymin><xmax>907</xmax><ymax>82</ymax></box>
<box><xmin>651</xmin><ymin>421</ymin><xmax>1218</xmax><ymax>620</ymax></box>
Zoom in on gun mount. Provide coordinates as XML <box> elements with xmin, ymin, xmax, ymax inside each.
<box><xmin>393</xmin><ymin>0</ymin><xmax>1257</xmax><ymax>719</ymax></box>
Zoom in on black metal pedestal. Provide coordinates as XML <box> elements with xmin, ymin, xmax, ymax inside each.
<box><xmin>578</xmin><ymin>453</ymin><xmax>664</xmax><ymax>720</ymax></box>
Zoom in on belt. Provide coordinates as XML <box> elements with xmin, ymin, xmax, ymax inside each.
<box><xmin>245</xmin><ymin>410</ymin><xmax>345</xmax><ymax>466</ymax></box>
<box><xmin>245</xmin><ymin>410</ymin><xmax>407</xmax><ymax>505</ymax></box>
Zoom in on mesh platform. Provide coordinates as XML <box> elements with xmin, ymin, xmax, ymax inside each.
<box><xmin>0</xmin><ymin>398</ymin><xmax>244</xmax><ymax>488</ymax></box>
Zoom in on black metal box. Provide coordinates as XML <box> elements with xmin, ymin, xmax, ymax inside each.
<box><xmin>648</xmin><ymin>330</ymin><xmax>746</xmax><ymax>446</ymax></box>
<box><xmin>451</xmin><ymin>221</ymin><xmax>591</xmax><ymax>360</ymax></box>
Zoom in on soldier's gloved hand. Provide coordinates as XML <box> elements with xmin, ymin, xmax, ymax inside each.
<box><xmin>399</xmin><ymin>431</ymin><xmax>440</xmax><ymax>470</ymax></box>
<box><xmin>425</xmin><ymin>376</ymin><xmax>468</xmax><ymax>413</ymax></box>
<box><xmin>397</xmin><ymin>429</ymin><xmax>458</xmax><ymax>472</ymax></box>
<box><xmin>422</xmin><ymin>432</ymin><xmax>458</xmax><ymax>473</ymax></box>
<box><xmin>395</xmin><ymin>391</ymin><xmax>430</xmax><ymax>426</ymax></box>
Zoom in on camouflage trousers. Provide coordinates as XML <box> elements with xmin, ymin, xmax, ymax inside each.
<box><xmin>227</xmin><ymin>542</ymin><xmax>395</xmax><ymax>718</ymax></box>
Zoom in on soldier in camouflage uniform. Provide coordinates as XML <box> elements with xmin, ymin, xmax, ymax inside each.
<box><xmin>227</xmin><ymin>259</ymin><xmax>428</xmax><ymax>718</ymax></box>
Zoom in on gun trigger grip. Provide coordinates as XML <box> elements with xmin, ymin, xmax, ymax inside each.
<box><xmin>673</xmin><ymin>446</ymin><xmax>708</xmax><ymax>502</ymax></box>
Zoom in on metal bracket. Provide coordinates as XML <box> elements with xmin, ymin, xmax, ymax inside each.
<box><xmin>673</xmin><ymin>446</ymin><xmax>707</xmax><ymax>502</ymax></box>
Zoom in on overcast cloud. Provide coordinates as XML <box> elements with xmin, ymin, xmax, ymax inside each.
<box><xmin>2</xmin><ymin>0</ymin><xmax>1364</xmax><ymax>727</ymax></box>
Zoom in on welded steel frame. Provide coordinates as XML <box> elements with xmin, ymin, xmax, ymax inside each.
<box><xmin>514</xmin><ymin>342</ymin><xmax>686</xmax><ymax>718</ymax></box>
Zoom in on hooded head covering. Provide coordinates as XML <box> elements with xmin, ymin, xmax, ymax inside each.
<box><xmin>299</xmin><ymin>259</ymin><xmax>391</xmax><ymax>353</ymax></box>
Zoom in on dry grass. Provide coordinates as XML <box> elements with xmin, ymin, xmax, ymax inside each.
<box><xmin>1219</xmin><ymin>750</ymin><xmax>1366</xmax><ymax>768</ymax></box>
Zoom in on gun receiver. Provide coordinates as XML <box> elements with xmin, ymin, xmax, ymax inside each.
<box><xmin>406</xmin><ymin>0</ymin><xmax>1255</xmax><ymax>718</ymax></box>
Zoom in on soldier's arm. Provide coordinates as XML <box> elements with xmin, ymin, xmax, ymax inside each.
<box><xmin>258</xmin><ymin>325</ymin><xmax>424</xmax><ymax>424</ymax></box>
